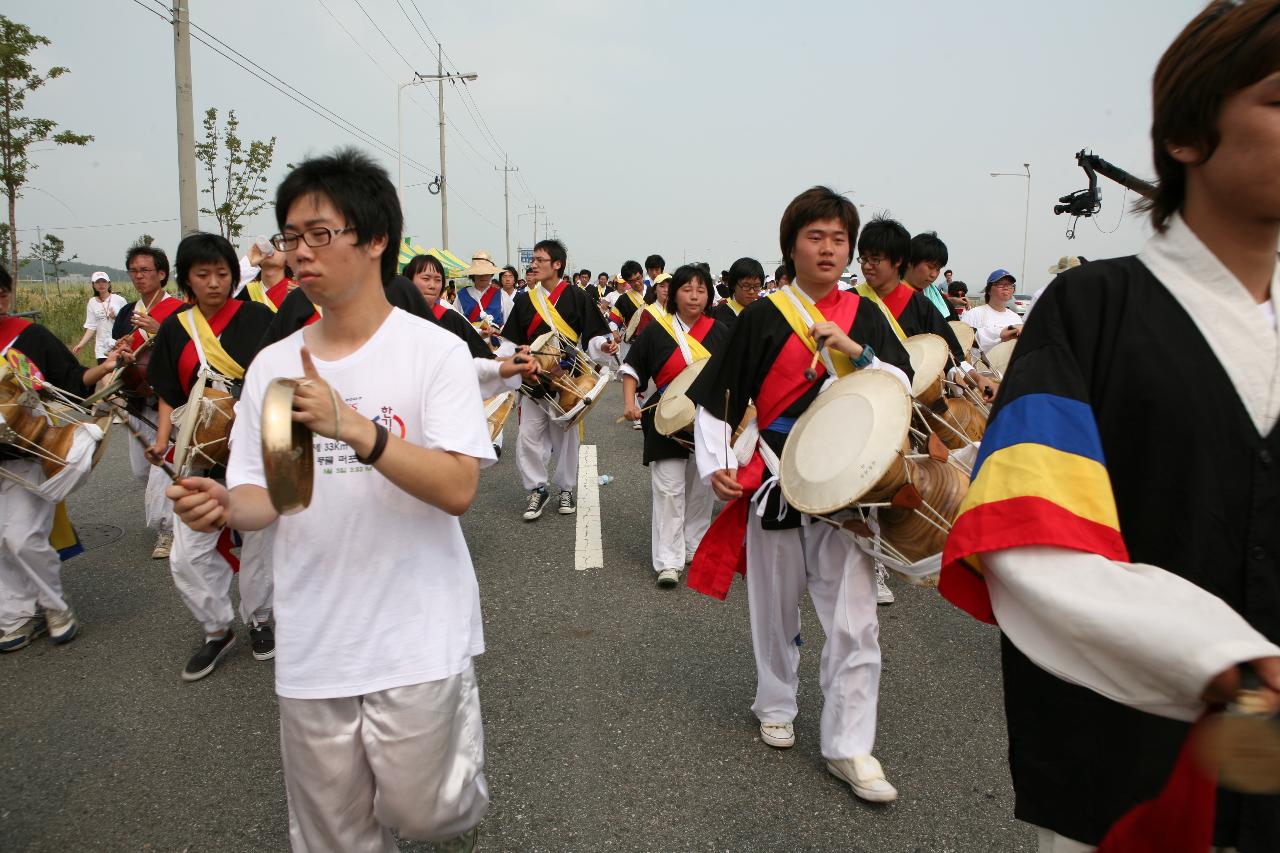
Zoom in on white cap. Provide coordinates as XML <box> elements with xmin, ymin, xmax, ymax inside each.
<box><xmin>91</xmin><ymin>271</ymin><xmax>110</xmax><ymax>283</ymax></box>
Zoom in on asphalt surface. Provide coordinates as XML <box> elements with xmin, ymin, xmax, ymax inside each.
<box><xmin>1</xmin><ymin>380</ymin><xmax>1034</xmax><ymax>852</ymax></box>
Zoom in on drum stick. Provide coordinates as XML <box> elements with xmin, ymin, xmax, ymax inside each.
<box><xmin>119</xmin><ymin>415</ymin><xmax>179</xmax><ymax>482</ymax></box>
<box><xmin>803</xmin><ymin>336</ymin><xmax>829</xmax><ymax>381</ymax></box>
<box><xmin>615</xmin><ymin>400</ymin><xmax>659</xmax><ymax>424</ymax></box>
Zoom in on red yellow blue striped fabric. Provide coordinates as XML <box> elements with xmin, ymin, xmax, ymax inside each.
<box><xmin>938</xmin><ymin>392</ymin><xmax>1129</xmax><ymax>623</ymax></box>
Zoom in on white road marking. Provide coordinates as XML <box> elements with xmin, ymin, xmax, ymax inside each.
<box><xmin>575</xmin><ymin>443</ymin><xmax>603</xmax><ymax>571</ymax></box>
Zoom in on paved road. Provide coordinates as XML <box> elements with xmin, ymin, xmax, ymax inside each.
<box><xmin>2</xmin><ymin>381</ymin><xmax>1033</xmax><ymax>852</ymax></box>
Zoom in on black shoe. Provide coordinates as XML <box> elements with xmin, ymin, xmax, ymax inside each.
<box><xmin>558</xmin><ymin>489</ymin><xmax>576</xmax><ymax>515</ymax></box>
<box><xmin>181</xmin><ymin>631</ymin><xmax>236</xmax><ymax>682</ymax></box>
<box><xmin>249</xmin><ymin>623</ymin><xmax>275</xmax><ymax>661</ymax></box>
<box><xmin>523</xmin><ymin>487</ymin><xmax>549</xmax><ymax>521</ymax></box>
<box><xmin>492</xmin><ymin>443</ymin><xmax>502</xmax><ymax>460</ymax></box>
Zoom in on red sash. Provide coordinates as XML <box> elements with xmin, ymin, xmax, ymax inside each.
<box><xmin>0</xmin><ymin>315</ymin><xmax>33</xmax><ymax>351</ymax></box>
<box><xmin>525</xmin><ymin>280</ymin><xmax>570</xmax><ymax>340</ymax></box>
<box><xmin>265</xmin><ymin>278</ymin><xmax>294</xmax><ymax>308</ymax></box>
<box><xmin>175</xmin><ymin>300</ymin><xmax>242</xmax><ymax>395</ymax></box>
<box><xmin>882</xmin><ymin>282</ymin><xmax>914</xmax><ymax>320</ymax></box>
<box><xmin>129</xmin><ymin>295</ymin><xmax>185</xmax><ymax>351</ymax></box>
<box><xmin>654</xmin><ymin>314</ymin><xmax>714</xmax><ymax>390</ymax></box>
<box><xmin>755</xmin><ymin>290</ymin><xmax>861</xmax><ymax>428</ymax></box>
<box><xmin>430</xmin><ymin>302</ymin><xmax>449</xmax><ymax>320</ymax></box>
<box><xmin>466</xmin><ymin>286</ymin><xmax>501</xmax><ymax>323</ymax></box>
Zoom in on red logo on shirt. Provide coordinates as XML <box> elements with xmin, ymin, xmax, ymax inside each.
<box><xmin>377</xmin><ymin>406</ymin><xmax>406</xmax><ymax>439</ymax></box>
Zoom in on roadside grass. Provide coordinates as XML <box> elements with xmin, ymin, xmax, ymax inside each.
<box><xmin>13</xmin><ymin>281</ymin><xmax>142</xmax><ymax>368</ymax></box>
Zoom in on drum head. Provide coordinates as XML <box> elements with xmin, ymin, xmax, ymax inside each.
<box><xmin>624</xmin><ymin>308</ymin><xmax>645</xmax><ymax>342</ymax></box>
<box><xmin>902</xmin><ymin>334</ymin><xmax>949</xmax><ymax>398</ymax></box>
<box><xmin>780</xmin><ymin>369</ymin><xmax>912</xmax><ymax>515</ymax></box>
<box><xmin>948</xmin><ymin>320</ymin><xmax>975</xmax><ymax>355</ymax></box>
<box><xmin>653</xmin><ymin>358</ymin><xmax>709</xmax><ymax>437</ymax></box>
<box><xmin>262</xmin><ymin>378</ymin><xmax>314</xmax><ymax>515</ymax></box>
<box><xmin>986</xmin><ymin>339</ymin><xmax>1017</xmax><ymax>377</ymax></box>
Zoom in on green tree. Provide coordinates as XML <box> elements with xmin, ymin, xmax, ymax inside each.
<box><xmin>195</xmin><ymin>107</ymin><xmax>276</xmax><ymax>241</ymax></box>
<box><xmin>134</xmin><ymin>232</ymin><xmax>155</xmax><ymax>247</ymax></box>
<box><xmin>26</xmin><ymin>231</ymin><xmax>74</xmax><ymax>285</ymax></box>
<box><xmin>0</xmin><ymin>16</ymin><xmax>92</xmax><ymax>278</ymax></box>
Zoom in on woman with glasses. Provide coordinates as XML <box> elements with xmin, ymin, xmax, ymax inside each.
<box><xmin>709</xmin><ymin>256</ymin><xmax>765</xmax><ymax>330</ymax></box>
<box><xmin>959</xmin><ymin>269</ymin><xmax>1023</xmax><ymax>353</ymax></box>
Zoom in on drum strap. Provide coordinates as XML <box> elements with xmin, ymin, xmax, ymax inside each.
<box><xmin>771</xmin><ymin>286</ymin><xmax>856</xmax><ymax>378</ymax></box>
<box><xmin>530</xmin><ymin>281</ymin><xmax>579</xmax><ymax>344</ymax></box>
<box><xmin>855</xmin><ymin>283</ymin><xmax>908</xmax><ymax>341</ymax></box>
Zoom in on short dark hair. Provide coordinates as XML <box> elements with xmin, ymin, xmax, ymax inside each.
<box><xmin>909</xmin><ymin>231</ymin><xmax>949</xmax><ymax>268</ymax></box>
<box><xmin>857</xmin><ymin>215</ymin><xmax>911</xmax><ymax>277</ymax></box>
<box><xmin>275</xmin><ymin>147</ymin><xmax>403</xmax><ymax>283</ymax></box>
<box><xmin>620</xmin><ymin>260</ymin><xmax>643</xmax><ymax>280</ymax></box>
<box><xmin>778</xmin><ymin>186</ymin><xmax>859</xmax><ymax>280</ymax></box>
<box><xmin>125</xmin><ymin>245</ymin><xmax>171</xmax><ymax>285</ymax></box>
<box><xmin>175</xmin><ymin>233</ymin><xmax>240</xmax><ymax>300</ymax></box>
<box><xmin>578</xmin><ymin>269</ymin><xmax>591</xmax><ymax>278</ymax></box>
<box><xmin>944</xmin><ymin>268</ymin><xmax>953</xmax><ymax>275</ymax></box>
<box><xmin>644</xmin><ymin>254</ymin><xmax>665</xmax><ymax>273</ymax></box>
<box><xmin>534</xmin><ymin>239</ymin><xmax>567</xmax><ymax>276</ymax></box>
<box><xmin>948</xmin><ymin>280</ymin><xmax>968</xmax><ymax>297</ymax></box>
<box><xmin>1142</xmin><ymin>1</ymin><xmax>1280</xmax><ymax>231</ymax></box>
<box><xmin>0</xmin><ymin>263</ymin><xmax>11</xmax><ymax>293</ymax></box>
<box><xmin>664</xmin><ymin>264</ymin><xmax>711</xmax><ymax>314</ymax></box>
<box><xmin>774</xmin><ymin>264</ymin><xmax>788</xmax><ymax>282</ymax></box>
<box><xmin>597</xmin><ymin>272</ymin><xmax>608</xmax><ymax>280</ymax></box>
<box><xmin>727</xmin><ymin>256</ymin><xmax>765</xmax><ymax>289</ymax></box>
<box><xmin>403</xmin><ymin>253</ymin><xmax>444</xmax><ymax>282</ymax></box>
<box><xmin>501</xmin><ymin>265</ymin><xmax>518</xmax><ymax>281</ymax></box>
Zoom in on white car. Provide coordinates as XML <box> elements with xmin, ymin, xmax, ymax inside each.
<box><xmin>1010</xmin><ymin>293</ymin><xmax>1034</xmax><ymax>315</ymax></box>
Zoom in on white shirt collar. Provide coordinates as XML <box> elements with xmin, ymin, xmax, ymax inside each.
<box><xmin>1138</xmin><ymin>212</ymin><xmax>1280</xmax><ymax>435</ymax></box>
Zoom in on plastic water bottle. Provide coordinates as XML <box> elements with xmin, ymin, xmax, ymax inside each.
<box><xmin>598</xmin><ymin>475</ymin><xmax>612</xmax><ymax>486</ymax></box>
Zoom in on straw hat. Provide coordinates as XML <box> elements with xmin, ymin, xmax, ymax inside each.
<box><xmin>463</xmin><ymin>250</ymin><xmax>502</xmax><ymax>278</ymax></box>
<box><xmin>1047</xmin><ymin>256</ymin><xmax>1082</xmax><ymax>275</ymax></box>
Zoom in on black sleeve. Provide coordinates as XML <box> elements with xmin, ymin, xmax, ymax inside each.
<box><xmin>147</xmin><ymin>310</ymin><xmax>192</xmax><ymax>409</ymax></box>
<box><xmin>852</xmin><ymin>302</ymin><xmax>914</xmax><ymax>383</ymax></box>
<box><xmin>387</xmin><ymin>276</ymin><xmax>432</xmax><ymax>320</ymax></box>
<box><xmin>573</xmin><ymin>287</ymin><xmax>610</xmax><ymax>344</ymax></box>
<box><xmin>622</xmin><ymin>322</ymin><xmax>659</xmax><ymax>391</ymax></box>
<box><xmin>259</xmin><ymin>287</ymin><xmax>316</xmax><ymax>350</ymax></box>
<box><xmin>686</xmin><ymin>299</ymin><xmax>779</xmax><ymax>429</ymax></box>
<box><xmin>231</xmin><ymin>302</ymin><xmax>275</xmax><ymax>372</ymax></box>
<box><xmin>703</xmin><ymin>318</ymin><xmax>731</xmax><ymax>356</ymax></box>
<box><xmin>436</xmin><ymin>309</ymin><xmax>495</xmax><ymax>359</ymax></box>
<box><xmin>616</xmin><ymin>295</ymin><xmax>637</xmax><ymax>323</ymax></box>
<box><xmin>16</xmin><ymin>326</ymin><xmax>91</xmax><ymax>398</ymax></box>
<box><xmin>504</xmin><ymin>294</ymin><xmax>535</xmax><ymax>346</ymax></box>
<box><xmin>585</xmin><ymin>285</ymin><xmax>600</xmax><ymax>303</ymax></box>
<box><xmin>909</xmin><ymin>293</ymin><xmax>967</xmax><ymax>365</ymax></box>
<box><xmin>112</xmin><ymin>303</ymin><xmax>136</xmax><ymax>341</ymax></box>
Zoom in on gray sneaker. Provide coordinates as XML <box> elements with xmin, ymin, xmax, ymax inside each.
<box><xmin>46</xmin><ymin>606</ymin><xmax>78</xmax><ymax>645</ymax></box>
<box><xmin>876</xmin><ymin>565</ymin><xmax>895</xmax><ymax>605</ymax></box>
<box><xmin>0</xmin><ymin>614</ymin><xmax>48</xmax><ymax>653</ymax></box>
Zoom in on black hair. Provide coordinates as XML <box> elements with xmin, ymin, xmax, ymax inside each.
<box><xmin>533</xmin><ymin>239</ymin><xmax>567</xmax><ymax>277</ymax></box>
<box><xmin>909</xmin><ymin>231</ymin><xmax>949</xmax><ymax>267</ymax></box>
<box><xmin>275</xmin><ymin>147</ymin><xmax>403</xmax><ymax>284</ymax></box>
<box><xmin>857</xmin><ymin>215</ymin><xmax>911</xmax><ymax>276</ymax></box>
<box><xmin>727</xmin><ymin>256</ymin><xmax>765</xmax><ymax>289</ymax></box>
<box><xmin>944</xmin><ymin>268</ymin><xmax>953</xmax><ymax>275</ymax></box>
<box><xmin>500</xmin><ymin>265</ymin><xmax>518</xmax><ymax>282</ymax></box>
<box><xmin>0</xmin><ymin>263</ymin><xmax>11</xmax><ymax>293</ymax></box>
<box><xmin>125</xmin><ymin>245</ymin><xmax>171</xmax><ymax>285</ymax></box>
<box><xmin>578</xmin><ymin>269</ymin><xmax>591</xmax><ymax>278</ymax></box>
<box><xmin>664</xmin><ymin>264</ymin><xmax>711</xmax><ymax>314</ymax></box>
<box><xmin>175</xmin><ymin>233</ymin><xmax>241</xmax><ymax>300</ymax></box>
<box><xmin>620</xmin><ymin>259</ymin><xmax>643</xmax><ymax>280</ymax></box>
<box><xmin>778</xmin><ymin>186</ymin><xmax>859</xmax><ymax>280</ymax></box>
<box><xmin>644</xmin><ymin>254</ymin><xmax>665</xmax><ymax>273</ymax></box>
<box><xmin>948</xmin><ymin>280</ymin><xmax>968</xmax><ymax>297</ymax></box>
<box><xmin>774</xmin><ymin>264</ymin><xmax>788</xmax><ymax>282</ymax></box>
<box><xmin>403</xmin><ymin>253</ymin><xmax>445</xmax><ymax>283</ymax></box>
<box><xmin>597</xmin><ymin>272</ymin><xmax>608</xmax><ymax>279</ymax></box>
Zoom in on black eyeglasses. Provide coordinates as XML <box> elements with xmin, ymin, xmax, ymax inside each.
<box><xmin>271</xmin><ymin>226</ymin><xmax>357</xmax><ymax>252</ymax></box>
<box><xmin>127</xmin><ymin>267</ymin><xmax>157</xmax><ymax>275</ymax></box>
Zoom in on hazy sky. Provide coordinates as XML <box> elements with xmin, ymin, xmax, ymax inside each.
<box><xmin>8</xmin><ymin>0</ymin><xmax>1204</xmax><ymax>291</ymax></box>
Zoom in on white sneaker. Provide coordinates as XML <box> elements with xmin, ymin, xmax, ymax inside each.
<box><xmin>46</xmin><ymin>606</ymin><xmax>79</xmax><ymax>645</ymax></box>
<box><xmin>759</xmin><ymin>721</ymin><xmax>795</xmax><ymax>749</ymax></box>
<box><xmin>827</xmin><ymin>754</ymin><xmax>898</xmax><ymax>802</ymax></box>
<box><xmin>152</xmin><ymin>531</ymin><xmax>173</xmax><ymax>560</ymax></box>
<box><xmin>655</xmin><ymin>568</ymin><xmax>679</xmax><ymax>588</ymax></box>
<box><xmin>875</xmin><ymin>565</ymin><xmax>895</xmax><ymax>605</ymax></box>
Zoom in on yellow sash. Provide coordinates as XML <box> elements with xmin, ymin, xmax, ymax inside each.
<box><xmin>767</xmin><ymin>288</ymin><xmax>856</xmax><ymax>378</ymax></box>
<box><xmin>245</xmin><ymin>281</ymin><xmax>278</xmax><ymax>313</ymax></box>
<box><xmin>855</xmin><ymin>283</ymin><xmax>907</xmax><ymax>341</ymax></box>
<box><xmin>726</xmin><ymin>297</ymin><xmax>745</xmax><ymax>315</ymax></box>
<box><xmin>625</xmin><ymin>291</ymin><xmax>644</xmax><ymax>309</ymax></box>
<box><xmin>178</xmin><ymin>308</ymin><xmax>247</xmax><ymax>380</ymax></box>
<box><xmin>650</xmin><ymin>308</ymin><xmax>711</xmax><ymax>362</ymax></box>
<box><xmin>531</xmin><ymin>284</ymin><xmax>580</xmax><ymax>344</ymax></box>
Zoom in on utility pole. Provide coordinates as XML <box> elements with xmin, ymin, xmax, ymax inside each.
<box><xmin>171</xmin><ymin>0</ymin><xmax>199</xmax><ymax>237</ymax></box>
<box><xmin>495</xmin><ymin>156</ymin><xmax>518</xmax><ymax>266</ymax></box>
<box><xmin>418</xmin><ymin>45</ymin><xmax>476</xmax><ymax>250</ymax></box>
<box><xmin>528</xmin><ymin>202</ymin><xmax>544</xmax><ymax>249</ymax></box>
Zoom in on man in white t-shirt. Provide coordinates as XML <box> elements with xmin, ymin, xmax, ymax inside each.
<box><xmin>168</xmin><ymin>149</ymin><xmax>494</xmax><ymax>852</ymax></box>
<box><xmin>71</xmin><ymin>272</ymin><xmax>128</xmax><ymax>363</ymax></box>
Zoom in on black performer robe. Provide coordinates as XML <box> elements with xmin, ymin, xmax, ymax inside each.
<box><xmin>148</xmin><ymin>300</ymin><xmax>274</xmax><ymax>409</ymax></box>
<box><xmin>707</xmin><ymin>300</ymin><xmax>746</xmax><ymax>331</ymax></box>
<box><xmin>939</xmin><ymin>257</ymin><xmax>1280</xmax><ymax>850</ymax></box>
<box><xmin>686</xmin><ymin>287</ymin><xmax>912</xmax><ymax>529</ymax></box>
<box><xmin>613</xmin><ymin>290</ymin><xmax>646</xmax><ymax>325</ymax></box>
<box><xmin>876</xmin><ymin>283</ymin><xmax>968</xmax><ymax>365</ymax></box>
<box><xmin>0</xmin><ymin>321</ymin><xmax>91</xmax><ymax>462</ymax></box>
<box><xmin>624</xmin><ymin>315</ymin><xmax>729</xmax><ymax>465</ymax></box>
<box><xmin>505</xmin><ymin>280</ymin><xmax>611</xmax><ymax>401</ymax></box>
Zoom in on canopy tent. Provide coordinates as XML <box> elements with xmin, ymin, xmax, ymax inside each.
<box><xmin>396</xmin><ymin>239</ymin><xmax>468</xmax><ymax>278</ymax></box>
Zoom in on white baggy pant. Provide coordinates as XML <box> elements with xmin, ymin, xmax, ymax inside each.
<box><xmin>516</xmin><ymin>396</ymin><xmax>579</xmax><ymax>492</ymax></box>
<box><xmin>127</xmin><ymin>411</ymin><xmax>172</xmax><ymax>533</ymax></box>
<box><xmin>0</xmin><ymin>459</ymin><xmax>65</xmax><ymax>633</ymax></box>
<box><xmin>278</xmin><ymin>664</ymin><xmax>489</xmax><ymax>852</ymax></box>
<box><xmin>650</xmin><ymin>457</ymin><xmax>713</xmax><ymax>573</ymax></box>
<box><xmin>745</xmin><ymin>513</ymin><xmax>880</xmax><ymax>760</ymax></box>
<box><xmin>169</xmin><ymin>515</ymin><xmax>275</xmax><ymax>635</ymax></box>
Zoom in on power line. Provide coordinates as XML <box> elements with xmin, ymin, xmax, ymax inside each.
<box><xmin>13</xmin><ymin>217</ymin><xmax>179</xmax><ymax>232</ymax></box>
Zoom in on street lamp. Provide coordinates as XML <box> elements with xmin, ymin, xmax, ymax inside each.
<box><xmin>396</xmin><ymin>54</ymin><xmax>477</xmax><ymax>249</ymax></box>
<box><xmin>990</xmin><ymin>162</ymin><xmax>1031</xmax><ymax>287</ymax></box>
